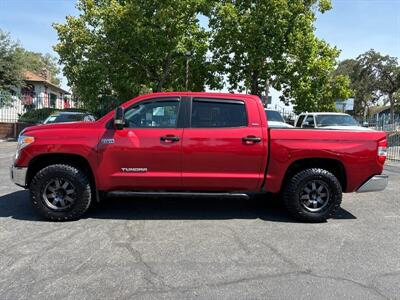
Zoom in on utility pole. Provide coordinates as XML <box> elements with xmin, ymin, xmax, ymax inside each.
<box><xmin>185</xmin><ymin>51</ymin><xmax>191</xmax><ymax>91</ymax></box>
<box><xmin>264</xmin><ymin>78</ymin><xmax>270</xmax><ymax>107</ymax></box>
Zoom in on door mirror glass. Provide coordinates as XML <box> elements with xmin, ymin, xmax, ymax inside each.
<box><xmin>302</xmin><ymin>116</ymin><xmax>315</xmax><ymax>128</ymax></box>
<box><xmin>114</xmin><ymin>107</ymin><xmax>125</xmax><ymax>130</ymax></box>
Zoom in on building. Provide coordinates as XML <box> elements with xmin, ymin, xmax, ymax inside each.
<box><xmin>21</xmin><ymin>70</ymin><xmax>71</xmax><ymax>109</ymax></box>
<box><xmin>0</xmin><ymin>69</ymin><xmax>74</xmax><ymax>126</ymax></box>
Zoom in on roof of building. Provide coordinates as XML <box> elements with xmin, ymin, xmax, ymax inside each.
<box><xmin>368</xmin><ymin>106</ymin><xmax>391</xmax><ymax>116</ymax></box>
<box><xmin>23</xmin><ymin>70</ymin><xmax>70</xmax><ymax>94</ymax></box>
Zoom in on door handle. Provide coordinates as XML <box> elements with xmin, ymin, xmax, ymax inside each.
<box><xmin>161</xmin><ymin>135</ymin><xmax>180</xmax><ymax>143</ymax></box>
<box><xmin>242</xmin><ymin>136</ymin><xmax>261</xmax><ymax>144</ymax></box>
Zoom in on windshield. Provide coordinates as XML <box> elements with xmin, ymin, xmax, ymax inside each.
<box><xmin>44</xmin><ymin>114</ymin><xmax>85</xmax><ymax>124</ymax></box>
<box><xmin>266</xmin><ymin>110</ymin><xmax>285</xmax><ymax>122</ymax></box>
<box><xmin>315</xmin><ymin>114</ymin><xmax>359</xmax><ymax>127</ymax></box>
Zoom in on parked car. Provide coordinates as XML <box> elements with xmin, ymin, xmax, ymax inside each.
<box><xmin>11</xmin><ymin>92</ymin><xmax>388</xmax><ymax>222</ymax></box>
<box><xmin>43</xmin><ymin>111</ymin><xmax>96</xmax><ymax>124</ymax></box>
<box><xmin>265</xmin><ymin>109</ymin><xmax>294</xmax><ymax>128</ymax></box>
<box><xmin>295</xmin><ymin>112</ymin><xmax>373</xmax><ymax>131</ymax></box>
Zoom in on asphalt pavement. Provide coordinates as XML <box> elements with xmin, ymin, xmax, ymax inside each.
<box><xmin>0</xmin><ymin>141</ymin><xmax>399</xmax><ymax>299</ymax></box>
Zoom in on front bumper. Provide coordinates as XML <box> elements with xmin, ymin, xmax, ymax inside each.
<box><xmin>10</xmin><ymin>166</ymin><xmax>27</xmax><ymax>188</ymax></box>
<box><xmin>356</xmin><ymin>175</ymin><xmax>388</xmax><ymax>193</ymax></box>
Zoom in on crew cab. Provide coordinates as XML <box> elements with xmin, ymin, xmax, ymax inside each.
<box><xmin>11</xmin><ymin>92</ymin><xmax>388</xmax><ymax>222</ymax></box>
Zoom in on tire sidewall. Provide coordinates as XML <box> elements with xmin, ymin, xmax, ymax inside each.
<box><xmin>284</xmin><ymin>168</ymin><xmax>342</xmax><ymax>222</ymax></box>
<box><xmin>30</xmin><ymin>165</ymin><xmax>91</xmax><ymax>221</ymax></box>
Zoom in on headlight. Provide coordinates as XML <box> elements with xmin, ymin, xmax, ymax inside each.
<box><xmin>15</xmin><ymin>135</ymin><xmax>35</xmax><ymax>160</ymax></box>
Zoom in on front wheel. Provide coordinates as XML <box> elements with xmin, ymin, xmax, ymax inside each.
<box><xmin>30</xmin><ymin>164</ymin><xmax>92</xmax><ymax>221</ymax></box>
<box><xmin>283</xmin><ymin>168</ymin><xmax>342</xmax><ymax>222</ymax></box>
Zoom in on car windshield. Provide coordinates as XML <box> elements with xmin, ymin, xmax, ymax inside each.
<box><xmin>266</xmin><ymin>110</ymin><xmax>285</xmax><ymax>122</ymax></box>
<box><xmin>315</xmin><ymin>115</ymin><xmax>359</xmax><ymax>127</ymax></box>
<box><xmin>44</xmin><ymin>114</ymin><xmax>85</xmax><ymax>124</ymax></box>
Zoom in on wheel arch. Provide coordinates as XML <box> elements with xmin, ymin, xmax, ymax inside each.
<box><xmin>26</xmin><ymin>153</ymin><xmax>97</xmax><ymax>191</ymax></box>
<box><xmin>281</xmin><ymin>158</ymin><xmax>347</xmax><ymax>192</ymax></box>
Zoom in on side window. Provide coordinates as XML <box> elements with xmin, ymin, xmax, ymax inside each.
<box><xmin>191</xmin><ymin>99</ymin><xmax>247</xmax><ymax>128</ymax></box>
<box><xmin>304</xmin><ymin>115</ymin><xmax>315</xmax><ymax>127</ymax></box>
<box><xmin>296</xmin><ymin>115</ymin><xmax>305</xmax><ymax>127</ymax></box>
<box><xmin>124</xmin><ymin>99</ymin><xmax>180</xmax><ymax>128</ymax></box>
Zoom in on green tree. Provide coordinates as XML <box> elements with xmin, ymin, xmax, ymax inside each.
<box><xmin>208</xmin><ymin>0</ymin><xmax>350</xmax><ymax>112</ymax></box>
<box><xmin>0</xmin><ymin>29</ymin><xmax>23</xmax><ymax>91</ymax></box>
<box><xmin>0</xmin><ymin>29</ymin><xmax>23</xmax><ymax>107</ymax></box>
<box><xmin>15</xmin><ymin>48</ymin><xmax>61</xmax><ymax>85</ymax></box>
<box><xmin>358</xmin><ymin>50</ymin><xmax>400</xmax><ymax>124</ymax></box>
<box><xmin>54</xmin><ymin>0</ymin><xmax>214</xmax><ymax>109</ymax></box>
<box><xmin>335</xmin><ymin>58</ymin><xmax>377</xmax><ymax>121</ymax></box>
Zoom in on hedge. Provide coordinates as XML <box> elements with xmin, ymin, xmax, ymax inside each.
<box><xmin>19</xmin><ymin>108</ymin><xmax>88</xmax><ymax>124</ymax></box>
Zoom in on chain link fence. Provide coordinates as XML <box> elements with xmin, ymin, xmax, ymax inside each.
<box><xmin>367</xmin><ymin>114</ymin><xmax>400</xmax><ymax>161</ymax></box>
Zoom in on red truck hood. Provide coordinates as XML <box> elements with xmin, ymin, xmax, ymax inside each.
<box><xmin>21</xmin><ymin>121</ymin><xmax>100</xmax><ymax>135</ymax></box>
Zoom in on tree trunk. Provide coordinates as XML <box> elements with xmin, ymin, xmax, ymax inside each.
<box><xmin>250</xmin><ymin>71</ymin><xmax>259</xmax><ymax>96</ymax></box>
<box><xmin>156</xmin><ymin>53</ymin><xmax>173</xmax><ymax>92</ymax></box>
<box><xmin>363</xmin><ymin>103</ymin><xmax>368</xmax><ymax>123</ymax></box>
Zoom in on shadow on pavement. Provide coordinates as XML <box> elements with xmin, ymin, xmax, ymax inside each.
<box><xmin>0</xmin><ymin>190</ymin><xmax>356</xmax><ymax>223</ymax></box>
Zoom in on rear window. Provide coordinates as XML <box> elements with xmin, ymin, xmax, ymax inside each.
<box><xmin>191</xmin><ymin>99</ymin><xmax>247</xmax><ymax>128</ymax></box>
<box><xmin>45</xmin><ymin>114</ymin><xmax>85</xmax><ymax>124</ymax></box>
<box><xmin>315</xmin><ymin>114</ymin><xmax>359</xmax><ymax>127</ymax></box>
<box><xmin>266</xmin><ymin>110</ymin><xmax>285</xmax><ymax>122</ymax></box>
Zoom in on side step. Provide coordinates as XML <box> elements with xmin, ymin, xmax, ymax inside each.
<box><xmin>107</xmin><ymin>191</ymin><xmax>250</xmax><ymax>199</ymax></box>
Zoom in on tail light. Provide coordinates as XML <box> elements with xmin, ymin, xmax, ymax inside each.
<box><xmin>377</xmin><ymin>139</ymin><xmax>387</xmax><ymax>164</ymax></box>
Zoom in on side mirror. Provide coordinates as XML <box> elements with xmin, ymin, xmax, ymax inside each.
<box><xmin>114</xmin><ymin>107</ymin><xmax>125</xmax><ymax>130</ymax></box>
<box><xmin>302</xmin><ymin>121</ymin><xmax>314</xmax><ymax>128</ymax></box>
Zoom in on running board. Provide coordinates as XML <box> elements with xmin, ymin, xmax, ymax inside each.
<box><xmin>107</xmin><ymin>191</ymin><xmax>250</xmax><ymax>199</ymax></box>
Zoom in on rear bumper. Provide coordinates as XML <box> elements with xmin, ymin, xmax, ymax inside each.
<box><xmin>10</xmin><ymin>166</ymin><xmax>27</xmax><ymax>188</ymax></box>
<box><xmin>356</xmin><ymin>175</ymin><xmax>388</xmax><ymax>193</ymax></box>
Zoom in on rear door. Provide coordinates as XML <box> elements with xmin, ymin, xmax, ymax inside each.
<box><xmin>181</xmin><ymin>97</ymin><xmax>266</xmax><ymax>191</ymax></box>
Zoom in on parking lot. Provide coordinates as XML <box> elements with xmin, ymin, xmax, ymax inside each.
<box><xmin>0</xmin><ymin>141</ymin><xmax>399</xmax><ymax>299</ymax></box>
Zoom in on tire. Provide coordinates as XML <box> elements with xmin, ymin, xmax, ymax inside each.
<box><xmin>30</xmin><ymin>164</ymin><xmax>92</xmax><ymax>221</ymax></box>
<box><xmin>283</xmin><ymin>168</ymin><xmax>342</xmax><ymax>223</ymax></box>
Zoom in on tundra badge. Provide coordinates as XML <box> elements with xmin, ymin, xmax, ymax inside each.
<box><xmin>101</xmin><ymin>138</ymin><xmax>115</xmax><ymax>144</ymax></box>
<box><xmin>121</xmin><ymin>168</ymin><xmax>148</xmax><ymax>173</ymax></box>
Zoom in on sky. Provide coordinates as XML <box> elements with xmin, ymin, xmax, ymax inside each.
<box><xmin>0</xmin><ymin>0</ymin><xmax>399</xmax><ymax>108</ymax></box>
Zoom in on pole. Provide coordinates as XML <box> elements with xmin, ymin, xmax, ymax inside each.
<box><xmin>185</xmin><ymin>51</ymin><xmax>191</xmax><ymax>91</ymax></box>
<box><xmin>264</xmin><ymin>78</ymin><xmax>270</xmax><ymax>107</ymax></box>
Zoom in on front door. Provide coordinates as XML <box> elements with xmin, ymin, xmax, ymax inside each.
<box><xmin>97</xmin><ymin>97</ymin><xmax>183</xmax><ymax>191</ymax></box>
<box><xmin>182</xmin><ymin>97</ymin><xmax>266</xmax><ymax>191</ymax></box>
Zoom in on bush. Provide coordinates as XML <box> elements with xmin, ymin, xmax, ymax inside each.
<box><xmin>18</xmin><ymin>107</ymin><xmax>88</xmax><ymax>124</ymax></box>
<box><xmin>19</xmin><ymin>108</ymin><xmax>57</xmax><ymax>124</ymax></box>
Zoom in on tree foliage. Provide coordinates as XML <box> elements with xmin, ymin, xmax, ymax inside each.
<box><xmin>0</xmin><ymin>29</ymin><xmax>23</xmax><ymax>92</ymax></box>
<box><xmin>0</xmin><ymin>28</ymin><xmax>61</xmax><ymax>97</ymax></box>
<box><xmin>54</xmin><ymin>0</ymin><xmax>214</xmax><ymax>110</ymax></box>
<box><xmin>336</xmin><ymin>58</ymin><xmax>377</xmax><ymax>120</ymax></box>
<box><xmin>208</xmin><ymin>0</ymin><xmax>350</xmax><ymax>112</ymax></box>
<box><xmin>337</xmin><ymin>50</ymin><xmax>400</xmax><ymax>122</ymax></box>
<box><xmin>54</xmin><ymin>0</ymin><xmax>352</xmax><ymax>113</ymax></box>
<box><xmin>16</xmin><ymin>48</ymin><xmax>61</xmax><ymax>85</ymax></box>
<box><xmin>358</xmin><ymin>50</ymin><xmax>400</xmax><ymax>123</ymax></box>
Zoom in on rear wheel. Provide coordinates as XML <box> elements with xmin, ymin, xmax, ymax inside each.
<box><xmin>283</xmin><ymin>168</ymin><xmax>342</xmax><ymax>222</ymax></box>
<box><xmin>30</xmin><ymin>164</ymin><xmax>92</xmax><ymax>221</ymax></box>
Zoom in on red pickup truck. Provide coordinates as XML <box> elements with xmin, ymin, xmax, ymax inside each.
<box><xmin>11</xmin><ymin>92</ymin><xmax>388</xmax><ymax>222</ymax></box>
